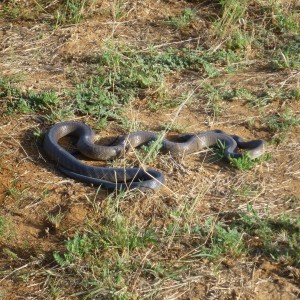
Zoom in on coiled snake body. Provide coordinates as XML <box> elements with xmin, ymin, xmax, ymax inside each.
<box><xmin>43</xmin><ymin>121</ymin><xmax>266</xmax><ymax>191</ymax></box>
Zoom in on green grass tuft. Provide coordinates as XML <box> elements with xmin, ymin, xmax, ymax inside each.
<box><xmin>167</xmin><ymin>8</ymin><xmax>196</xmax><ymax>29</ymax></box>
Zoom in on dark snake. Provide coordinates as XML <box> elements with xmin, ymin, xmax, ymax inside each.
<box><xmin>43</xmin><ymin>121</ymin><xmax>267</xmax><ymax>191</ymax></box>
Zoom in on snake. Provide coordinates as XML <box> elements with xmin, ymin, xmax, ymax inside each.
<box><xmin>43</xmin><ymin>121</ymin><xmax>267</xmax><ymax>191</ymax></box>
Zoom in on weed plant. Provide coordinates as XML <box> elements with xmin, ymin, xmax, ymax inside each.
<box><xmin>167</xmin><ymin>8</ymin><xmax>196</xmax><ymax>29</ymax></box>
<box><xmin>265</xmin><ymin>109</ymin><xmax>300</xmax><ymax>143</ymax></box>
<box><xmin>2</xmin><ymin>45</ymin><xmax>246</xmax><ymax>124</ymax></box>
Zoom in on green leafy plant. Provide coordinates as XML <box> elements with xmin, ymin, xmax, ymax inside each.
<box><xmin>214</xmin><ymin>140</ymin><xmax>270</xmax><ymax>170</ymax></box>
<box><xmin>168</xmin><ymin>8</ymin><xmax>196</xmax><ymax>28</ymax></box>
<box><xmin>53</xmin><ymin>232</ymin><xmax>94</xmax><ymax>266</ymax></box>
<box><xmin>140</xmin><ymin>137</ymin><xmax>163</xmax><ymax>164</ymax></box>
<box><xmin>194</xmin><ymin>218</ymin><xmax>246</xmax><ymax>259</ymax></box>
<box><xmin>226</xmin><ymin>30</ymin><xmax>250</xmax><ymax>50</ymax></box>
<box><xmin>5</xmin><ymin>90</ymin><xmax>60</xmax><ymax>114</ymax></box>
<box><xmin>98</xmin><ymin>214</ymin><xmax>157</xmax><ymax>251</ymax></box>
<box><xmin>229</xmin><ymin>153</ymin><xmax>271</xmax><ymax>170</ymax></box>
<box><xmin>265</xmin><ymin>109</ymin><xmax>300</xmax><ymax>133</ymax></box>
<box><xmin>271</xmin><ymin>42</ymin><xmax>300</xmax><ymax>70</ymax></box>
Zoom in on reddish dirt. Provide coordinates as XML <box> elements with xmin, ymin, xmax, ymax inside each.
<box><xmin>0</xmin><ymin>0</ymin><xmax>300</xmax><ymax>299</ymax></box>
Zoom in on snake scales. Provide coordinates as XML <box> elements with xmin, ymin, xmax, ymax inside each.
<box><xmin>43</xmin><ymin>121</ymin><xmax>266</xmax><ymax>191</ymax></box>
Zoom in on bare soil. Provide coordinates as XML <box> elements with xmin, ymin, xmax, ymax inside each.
<box><xmin>0</xmin><ymin>0</ymin><xmax>300</xmax><ymax>299</ymax></box>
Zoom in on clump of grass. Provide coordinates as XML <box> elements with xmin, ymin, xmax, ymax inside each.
<box><xmin>270</xmin><ymin>41</ymin><xmax>300</xmax><ymax>70</ymax></box>
<box><xmin>98</xmin><ymin>214</ymin><xmax>157</xmax><ymax>251</ymax></box>
<box><xmin>238</xmin><ymin>205</ymin><xmax>300</xmax><ymax>265</ymax></box>
<box><xmin>290</xmin><ymin>88</ymin><xmax>300</xmax><ymax>101</ymax></box>
<box><xmin>268</xmin><ymin>0</ymin><xmax>300</xmax><ymax>34</ymax></box>
<box><xmin>228</xmin><ymin>153</ymin><xmax>257</xmax><ymax>170</ymax></box>
<box><xmin>53</xmin><ymin>0</ymin><xmax>92</xmax><ymax>26</ymax></box>
<box><xmin>94</xmin><ymin>44</ymin><xmax>243</xmax><ymax>99</ymax></box>
<box><xmin>23</xmin><ymin>91</ymin><xmax>59</xmax><ymax>113</ymax></box>
<box><xmin>111</xmin><ymin>0</ymin><xmax>124</xmax><ymax>20</ymax></box>
<box><xmin>71</xmin><ymin>45</ymin><xmax>237</xmax><ymax>123</ymax></box>
<box><xmin>45</xmin><ymin>210</ymin><xmax>65</xmax><ymax>229</ymax></box>
<box><xmin>3</xmin><ymin>86</ymin><xmax>60</xmax><ymax>115</ymax></box>
<box><xmin>223</xmin><ymin>88</ymin><xmax>254</xmax><ymax>102</ymax></box>
<box><xmin>0</xmin><ymin>216</ymin><xmax>15</xmax><ymax>243</ymax></box>
<box><xmin>213</xmin><ymin>0</ymin><xmax>248</xmax><ymax>38</ymax></box>
<box><xmin>203</xmin><ymin>84</ymin><xmax>256</xmax><ymax>116</ymax></box>
<box><xmin>167</xmin><ymin>8</ymin><xmax>196</xmax><ymax>29</ymax></box>
<box><xmin>204</xmin><ymin>83</ymin><xmax>224</xmax><ymax>116</ymax></box>
<box><xmin>231</xmin><ymin>184</ymin><xmax>260</xmax><ymax>198</ymax></box>
<box><xmin>2</xmin><ymin>247</ymin><xmax>19</xmax><ymax>260</ymax></box>
<box><xmin>0</xmin><ymin>77</ymin><xmax>21</xmax><ymax>99</ymax></box>
<box><xmin>265</xmin><ymin>109</ymin><xmax>300</xmax><ymax>143</ymax></box>
<box><xmin>4</xmin><ymin>176</ymin><xmax>25</xmax><ymax>201</ymax></box>
<box><xmin>193</xmin><ymin>217</ymin><xmax>246</xmax><ymax>259</ymax></box>
<box><xmin>203</xmin><ymin>82</ymin><xmax>299</xmax><ymax>110</ymax></box>
<box><xmin>193</xmin><ymin>205</ymin><xmax>300</xmax><ymax>265</ymax></box>
<box><xmin>53</xmin><ymin>213</ymin><xmax>157</xmax><ymax>297</ymax></box>
<box><xmin>226</xmin><ymin>30</ymin><xmax>251</xmax><ymax>50</ymax></box>
<box><xmin>0</xmin><ymin>0</ymin><xmax>95</xmax><ymax>25</ymax></box>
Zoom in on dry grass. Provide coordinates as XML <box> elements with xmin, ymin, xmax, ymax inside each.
<box><xmin>0</xmin><ymin>0</ymin><xmax>300</xmax><ymax>299</ymax></box>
